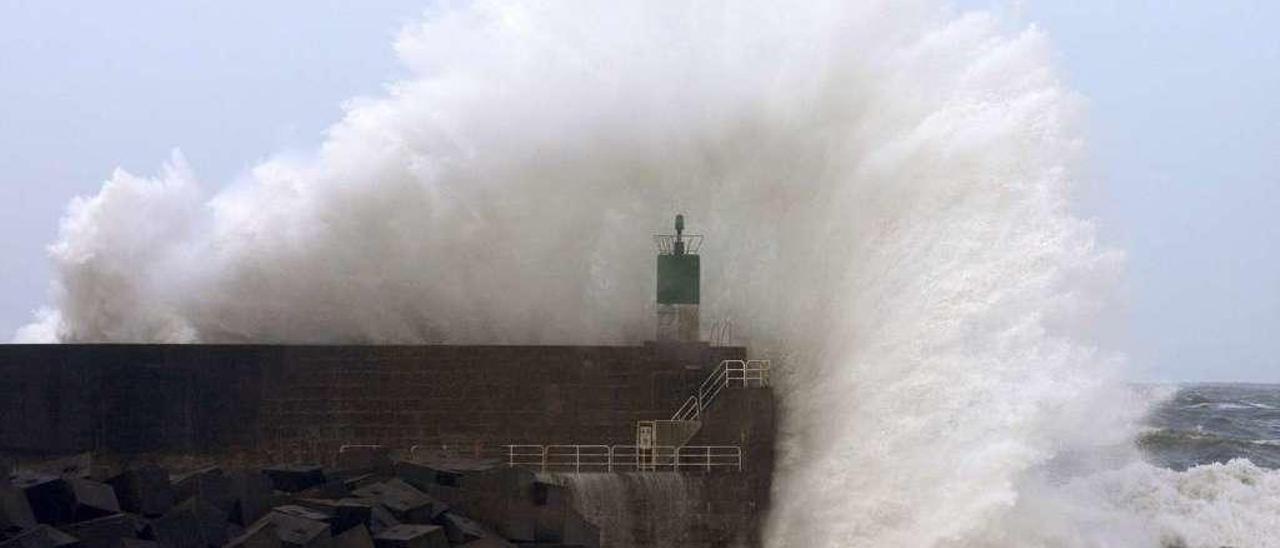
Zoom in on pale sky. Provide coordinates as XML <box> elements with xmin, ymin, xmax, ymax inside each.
<box><xmin>1</xmin><ymin>2</ymin><xmax>1277</xmax><ymax>382</ymax></box>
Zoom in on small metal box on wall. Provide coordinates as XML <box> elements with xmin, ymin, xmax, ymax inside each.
<box><xmin>654</xmin><ymin>215</ymin><xmax>701</xmax><ymax>342</ymax></box>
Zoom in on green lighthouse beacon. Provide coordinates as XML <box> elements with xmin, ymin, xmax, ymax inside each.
<box><xmin>654</xmin><ymin>214</ymin><xmax>701</xmax><ymax>342</ymax></box>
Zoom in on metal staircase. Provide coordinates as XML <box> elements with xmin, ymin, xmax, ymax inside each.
<box><xmin>495</xmin><ymin>359</ymin><xmax>771</xmax><ymax>473</ymax></box>
<box><xmin>634</xmin><ymin>360</ymin><xmax>770</xmax><ymax>468</ymax></box>
<box><xmin>671</xmin><ymin>359</ymin><xmax>771</xmax><ymax>422</ymax></box>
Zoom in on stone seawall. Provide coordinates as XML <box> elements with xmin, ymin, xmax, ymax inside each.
<box><xmin>0</xmin><ymin>344</ymin><xmax>748</xmax><ymax>457</ymax></box>
<box><xmin>0</xmin><ymin>343</ymin><xmax>773</xmax><ymax>547</ymax></box>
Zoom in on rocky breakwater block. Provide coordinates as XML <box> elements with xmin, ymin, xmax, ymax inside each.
<box><xmin>11</xmin><ymin>472</ymin><xmax>119</xmax><ymax>525</ymax></box>
<box><xmin>0</xmin><ymin>450</ymin><xmax>600</xmax><ymax>548</ymax></box>
<box><xmin>0</xmin><ymin>524</ymin><xmax>79</xmax><ymax>548</ymax></box>
<box><xmin>351</xmin><ymin>480</ymin><xmax>445</xmax><ymax>525</ymax></box>
<box><xmin>372</xmin><ymin>524</ymin><xmax>447</xmax><ymax>548</ymax></box>
<box><xmin>437</xmin><ymin>512</ymin><xmax>511</xmax><ymax>548</ymax></box>
<box><xmin>294</xmin><ymin>499</ymin><xmax>373</xmax><ymax>535</ymax></box>
<box><xmin>149</xmin><ymin>497</ymin><xmax>229</xmax><ymax>548</ymax></box>
<box><xmin>171</xmin><ymin>466</ymin><xmax>273</xmax><ymax>527</ymax></box>
<box><xmin>226</xmin><ymin>471</ymin><xmax>273</xmax><ymax>527</ymax></box>
<box><xmin>453</xmin><ymin>540</ymin><xmax>513</xmax><ymax>548</ymax></box>
<box><xmin>172</xmin><ymin>468</ymin><xmax>233</xmax><ymax>514</ymax></box>
<box><xmin>423</xmin><ymin>464</ymin><xmax>538</xmax><ymax>543</ymax></box>
<box><xmin>0</xmin><ymin>482</ymin><xmax>36</xmax><ymax>536</ymax></box>
<box><xmin>330</xmin><ymin>524</ymin><xmax>374</xmax><ymax>548</ymax></box>
<box><xmin>388</xmin><ymin>464</ymin><xmax>437</xmax><ymax>496</ymax></box>
<box><xmin>59</xmin><ymin>513</ymin><xmax>136</xmax><ymax>548</ymax></box>
<box><xmin>528</xmin><ymin>483</ymin><xmax>597</xmax><ymax>548</ymax></box>
<box><xmin>263</xmin><ymin>466</ymin><xmax>326</xmax><ymax>494</ymax></box>
<box><xmin>252</xmin><ymin>506</ymin><xmax>331</xmax><ymax>548</ymax></box>
<box><xmin>225</xmin><ymin>520</ymin><xmax>279</xmax><ymax>548</ymax></box>
<box><xmin>105</xmin><ymin>467</ymin><xmax>174</xmax><ymax>518</ymax></box>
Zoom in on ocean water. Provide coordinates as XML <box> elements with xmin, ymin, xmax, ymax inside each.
<box><xmin>1143</xmin><ymin>384</ymin><xmax>1280</xmax><ymax>471</ymax></box>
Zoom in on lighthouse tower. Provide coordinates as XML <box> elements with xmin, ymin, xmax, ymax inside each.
<box><xmin>654</xmin><ymin>214</ymin><xmax>701</xmax><ymax>342</ymax></box>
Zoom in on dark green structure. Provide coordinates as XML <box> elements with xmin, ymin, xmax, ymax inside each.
<box><xmin>655</xmin><ymin>214</ymin><xmax>701</xmax><ymax>342</ymax></box>
<box><xmin>657</xmin><ymin>254</ymin><xmax>699</xmax><ymax>304</ymax></box>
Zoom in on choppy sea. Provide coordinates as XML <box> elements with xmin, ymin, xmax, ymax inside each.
<box><xmin>1142</xmin><ymin>383</ymin><xmax>1280</xmax><ymax>470</ymax></box>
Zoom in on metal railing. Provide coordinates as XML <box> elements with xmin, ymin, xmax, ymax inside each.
<box><xmin>505</xmin><ymin>444</ymin><xmax>741</xmax><ymax>472</ymax></box>
<box><xmin>708</xmin><ymin>319</ymin><xmax>735</xmax><ymax>347</ymax></box>
<box><xmin>407</xmin><ymin>443</ymin><xmax>503</xmax><ymax>462</ymax></box>
<box><xmin>672</xmin><ymin>359</ymin><xmax>771</xmax><ymax>421</ymax></box>
<box><xmin>653</xmin><ymin>234</ymin><xmax>704</xmax><ymax>255</ymax></box>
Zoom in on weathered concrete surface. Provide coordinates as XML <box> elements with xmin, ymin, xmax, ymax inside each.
<box><xmin>0</xmin><ymin>344</ymin><xmax>744</xmax><ymax>462</ymax></box>
<box><xmin>0</xmin><ymin>343</ymin><xmax>772</xmax><ymax>547</ymax></box>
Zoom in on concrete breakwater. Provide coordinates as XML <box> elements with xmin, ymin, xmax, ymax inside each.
<box><xmin>0</xmin><ymin>344</ymin><xmax>774</xmax><ymax>547</ymax></box>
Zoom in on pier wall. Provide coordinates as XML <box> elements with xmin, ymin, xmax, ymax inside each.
<box><xmin>0</xmin><ymin>343</ymin><xmax>773</xmax><ymax>547</ymax></box>
<box><xmin>0</xmin><ymin>344</ymin><xmax>753</xmax><ymax>457</ymax></box>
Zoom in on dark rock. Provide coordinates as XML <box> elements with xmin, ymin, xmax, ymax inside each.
<box><xmin>150</xmin><ymin>498</ymin><xmax>228</xmax><ymax>548</ymax></box>
<box><xmin>0</xmin><ymin>482</ymin><xmax>36</xmax><ymax>534</ymax></box>
<box><xmin>63</xmin><ymin>482</ymin><xmax>118</xmax><ymax>525</ymax></box>
<box><xmin>259</xmin><ymin>509</ymin><xmax>330</xmax><ymax>548</ymax></box>
<box><xmin>226</xmin><ymin>471</ymin><xmax>273</xmax><ymax>527</ymax></box>
<box><xmin>337</xmin><ymin>474</ymin><xmax>381</xmax><ymax>493</ymax></box>
<box><xmin>225</xmin><ymin>520</ymin><xmax>279</xmax><ymax>548</ymax></box>
<box><xmin>371</xmin><ymin>524</ymin><xmax>447</xmax><ymax>548</ymax></box>
<box><xmin>105</xmin><ymin>467</ymin><xmax>174</xmax><ymax>517</ymax></box>
<box><xmin>329</xmin><ymin>525</ymin><xmax>374</xmax><ymax>548</ymax></box>
<box><xmin>0</xmin><ymin>524</ymin><xmax>80</xmax><ymax>548</ymax></box>
<box><xmin>350</xmin><ymin>481</ymin><xmax>442</xmax><ymax>524</ymax></box>
<box><xmin>455</xmin><ymin>539</ymin><xmax>514</xmax><ymax>548</ymax></box>
<box><xmin>294</xmin><ymin>499</ymin><xmax>369</xmax><ymax>535</ymax></box>
<box><xmin>60</xmin><ymin>514</ymin><xmax>135</xmax><ymax>548</ymax></box>
<box><xmin>13</xmin><ymin>474</ymin><xmax>119</xmax><ymax>525</ymax></box>
<box><xmin>262</xmin><ymin>466</ymin><xmax>325</xmax><ymax>494</ymax></box>
<box><xmin>435</xmin><ymin>512</ymin><xmax>487</xmax><ymax>545</ymax></box>
<box><xmin>509</xmin><ymin>545</ymin><xmax>586</xmax><ymax>548</ymax></box>
<box><xmin>366</xmin><ymin>506</ymin><xmax>399</xmax><ymax>536</ymax></box>
<box><xmin>387</xmin><ymin>464</ymin><xmax>436</xmax><ymax>493</ymax></box>
<box><xmin>431</xmin><ymin>467</ymin><xmax>537</xmax><ymax>543</ymax></box>
<box><xmin>510</xmin><ymin>544</ymin><xmax>588</xmax><ymax>548</ymax></box>
<box><xmin>269</xmin><ymin>506</ymin><xmax>330</xmax><ymax>527</ymax></box>
<box><xmin>113</xmin><ymin>539</ymin><xmax>157</xmax><ymax>548</ymax></box>
<box><xmin>171</xmin><ymin>468</ymin><xmax>232</xmax><ymax>515</ymax></box>
<box><xmin>294</xmin><ymin>480</ymin><xmax>350</xmax><ymax>500</ymax></box>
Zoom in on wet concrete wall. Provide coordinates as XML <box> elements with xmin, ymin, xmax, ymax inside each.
<box><xmin>0</xmin><ymin>344</ymin><xmax>748</xmax><ymax>459</ymax></box>
<box><xmin>0</xmin><ymin>343</ymin><xmax>774</xmax><ymax>547</ymax></box>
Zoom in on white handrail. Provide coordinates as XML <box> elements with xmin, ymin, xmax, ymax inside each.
<box><xmin>502</xmin><ymin>444</ymin><xmax>742</xmax><ymax>473</ymax></box>
<box><xmin>670</xmin><ymin>359</ymin><xmax>770</xmax><ymax>421</ymax></box>
<box><xmin>673</xmin><ymin>396</ymin><xmax>700</xmax><ymax>421</ymax></box>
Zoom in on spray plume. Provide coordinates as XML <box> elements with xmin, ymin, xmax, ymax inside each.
<box><xmin>17</xmin><ymin>1</ymin><xmax>1280</xmax><ymax>546</ymax></box>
